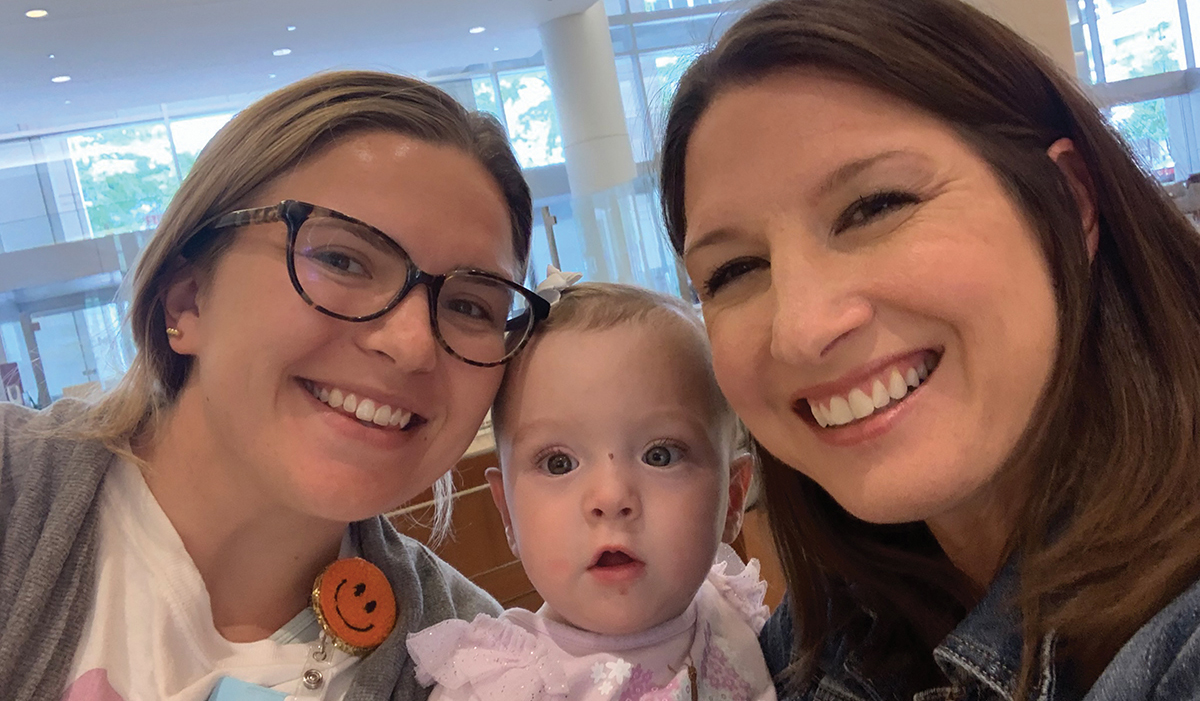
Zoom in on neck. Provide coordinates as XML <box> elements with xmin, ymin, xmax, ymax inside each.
<box><xmin>925</xmin><ymin>484</ymin><xmax>1014</xmax><ymax>591</ymax></box>
<box><xmin>137</xmin><ymin>389</ymin><xmax>345</xmax><ymax>642</ymax></box>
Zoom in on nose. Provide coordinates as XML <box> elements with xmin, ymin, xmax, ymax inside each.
<box><xmin>768</xmin><ymin>248</ymin><xmax>873</xmax><ymax>364</ymax></box>
<box><xmin>583</xmin><ymin>458</ymin><xmax>641</xmax><ymax>523</ymax></box>
<box><xmin>359</xmin><ymin>287</ymin><xmax>439</xmax><ymax>372</ymax></box>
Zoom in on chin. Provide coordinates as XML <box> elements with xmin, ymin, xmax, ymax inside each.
<box><xmin>816</xmin><ymin>470</ymin><xmax>957</xmax><ymax>526</ymax></box>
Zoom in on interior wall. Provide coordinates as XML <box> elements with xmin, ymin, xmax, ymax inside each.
<box><xmin>966</xmin><ymin>0</ymin><xmax>1075</xmax><ymax>73</ymax></box>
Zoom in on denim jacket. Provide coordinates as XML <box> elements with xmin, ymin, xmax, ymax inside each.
<box><xmin>760</xmin><ymin>567</ymin><xmax>1200</xmax><ymax>701</ymax></box>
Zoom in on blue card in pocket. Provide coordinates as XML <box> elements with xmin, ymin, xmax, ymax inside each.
<box><xmin>206</xmin><ymin>676</ymin><xmax>288</xmax><ymax>701</ymax></box>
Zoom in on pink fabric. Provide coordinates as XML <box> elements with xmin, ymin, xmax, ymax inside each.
<box><xmin>407</xmin><ymin>554</ymin><xmax>775</xmax><ymax>701</ymax></box>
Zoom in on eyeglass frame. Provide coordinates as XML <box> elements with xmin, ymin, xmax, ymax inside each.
<box><xmin>179</xmin><ymin>199</ymin><xmax>551</xmax><ymax>367</ymax></box>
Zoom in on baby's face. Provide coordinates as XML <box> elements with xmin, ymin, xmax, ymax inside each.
<box><xmin>490</xmin><ymin>323</ymin><xmax>743</xmax><ymax>636</ymax></box>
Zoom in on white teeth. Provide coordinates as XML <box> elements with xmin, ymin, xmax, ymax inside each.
<box><xmin>309</xmin><ymin>382</ymin><xmax>414</xmax><ymax>430</ymax></box>
<box><xmin>848</xmin><ymin>389</ymin><xmax>874</xmax><ymax>419</ymax></box>
<box><xmin>808</xmin><ymin>357</ymin><xmax>937</xmax><ymax>429</ymax></box>
<box><xmin>808</xmin><ymin>399</ymin><xmax>829</xmax><ymax>427</ymax></box>
<box><xmin>828</xmin><ymin>396</ymin><xmax>854</xmax><ymax>425</ymax></box>
<box><xmin>871</xmin><ymin>380</ymin><xmax>890</xmax><ymax>409</ymax></box>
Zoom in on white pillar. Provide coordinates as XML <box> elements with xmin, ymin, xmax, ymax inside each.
<box><xmin>966</xmin><ymin>0</ymin><xmax>1075</xmax><ymax>73</ymax></box>
<box><xmin>539</xmin><ymin>1</ymin><xmax>637</xmax><ymax>197</ymax></box>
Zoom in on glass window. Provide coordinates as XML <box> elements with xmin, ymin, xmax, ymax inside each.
<box><xmin>68</xmin><ymin>122</ymin><xmax>181</xmax><ymax>238</ymax></box>
<box><xmin>633</xmin><ymin>14</ymin><xmax>723</xmax><ymax>52</ymax></box>
<box><xmin>638</xmin><ymin>49</ymin><xmax>700</xmax><ymax>128</ymax></box>
<box><xmin>615</xmin><ymin>56</ymin><xmax>653</xmax><ymax>163</ymax></box>
<box><xmin>1109</xmin><ymin>97</ymin><xmax>1177</xmax><ymax>182</ymax></box>
<box><xmin>169</xmin><ymin>112</ymin><xmax>234</xmax><ymax>180</ymax></box>
<box><xmin>471</xmin><ymin>77</ymin><xmax>507</xmax><ymax>129</ymax></box>
<box><xmin>1094</xmin><ymin>0</ymin><xmax>1186</xmax><ymax>82</ymax></box>
<box><xmin>610</xmin><ymin>25</ymin><xmax>635</xmax><ymax>54</ymax></box>
<box><xmin>627</xmin><ymin>0</ymin><xmax>729</xmax><ymax>12</ymax></box>
<box><xmin>497</xmin><ymin>69</ymin><xmax>565</xmax><ymax>169</ymax></box>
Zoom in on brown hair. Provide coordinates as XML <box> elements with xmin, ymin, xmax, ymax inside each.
<box><xmin>81</xmin><ymin>70</ymin><xmax>531</xmax><ymax>533</ymax></box>
<box><xmin>659</xmin><ymin>0</ymin><xmax>1200</xmax><ymax>696</ymax></box>
<box><xmin>491</xmin><ymin>282</ymin><xmax>734</xmax><ymax>447</ymax></box>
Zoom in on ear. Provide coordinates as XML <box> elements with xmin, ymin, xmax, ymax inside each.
<box><xmin>485</xmin><ymin>466</ymin><xmax>520</xmax><ymax>558</ymax></box>
<box><xmin>1047</xmin><ymin>138</ymin><xmax>1100</xmax><ymax>261</ymax></box>
<box><xmin>721</xmin><ymin>454</ymin><xmax>754</xmax><ymax>544</ymax></box>
<box><xmin>162</xmin><ymin>269</ymin><xmax>203</xmax><ymax>355</ymax></box>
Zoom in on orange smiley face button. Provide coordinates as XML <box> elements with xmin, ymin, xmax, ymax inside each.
<box><xmin>311</xmin><ymin>557</ymin><xmax>397</xmax><ymax>655</ymax></box>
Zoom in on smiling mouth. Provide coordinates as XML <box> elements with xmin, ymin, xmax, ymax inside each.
<box><xmin>301</xmin><ymin>379</ymin><xmax>425</xmax><ymax>432</ymax></box>
<box><xmin>799</xmin><ymin>351</ymin><xmax>941</xmax><ymax>429</ymax></box>
<box><xmin>333</xmin><ymin>579</ymin><xmax>376</xmax><ymax>633</ymax></box>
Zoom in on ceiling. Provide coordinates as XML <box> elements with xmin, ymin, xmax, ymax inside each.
<box><xmin>0</xmin><ymin>0</ymin><xmax>598</xmax><ymax>135</ymax></box>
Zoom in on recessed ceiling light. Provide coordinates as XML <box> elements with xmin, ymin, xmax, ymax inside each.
<box><xmin>25</xmin><ymin>9</ymin><xmax>48</xmax><ymax>18</ymax></box>
<box><xmin>51</xmin><ymin>75</ymin><xmax>70</xmax><ymax>83</ymax></box>
<box><xmin>287</xmin><ymin>25</ymin><xmax>295</xmax><ymax>31</ymax></box>
<box><xmin>64</xmin><ymin>100</ymin><xmax>70</xmax><ymax>104</ymax></box>
<box><xmin>469</xmin><ymin>26</ymin><xmax>486</xmax><ymax>34</ymax></box>
<box><xmin>269</xmin><ymin>73</ymin><xmax>277</xmax><ymax>78</ymax></box>
<box><xmin>273</xmin><ymin>48</ymin><xmax>292</xmax><ymax>56</ymax></box>
<box><xmin>48</xmin><ymin>54</ymin><xmax>54</xmax><ymax>59</ymax></box>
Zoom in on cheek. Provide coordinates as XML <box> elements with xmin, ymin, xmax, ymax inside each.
<box><xmin>706</xmin><ymin>317</ymin><xmax>766</xmax><ymax>408</ymax></box>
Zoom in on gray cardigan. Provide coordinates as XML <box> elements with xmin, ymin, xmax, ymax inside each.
<box><xmin>0</xmin><ymin>400</ymin><xmax>502</xmax><ymax>701</ymax></box>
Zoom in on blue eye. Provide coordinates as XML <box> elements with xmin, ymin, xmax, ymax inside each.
<box><xmin>642</xmin><ymin>443</ymin><xmax>683</xmax><ymax>467</ymax></box>
<box><xmin>541</xmin><ymin>452</ymin><xmax>578</xmax><ymax>476</ymax></box>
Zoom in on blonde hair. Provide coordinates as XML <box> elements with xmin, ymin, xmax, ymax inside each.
<box><xmin>78</xmin><ymin>70</ymin><xmax>532</xmax><ymax>537</ymax></box>
<box><xmin>491</xmin><ymin>282</ymin><xmax>735</xmax><ymax>445</ymax></box>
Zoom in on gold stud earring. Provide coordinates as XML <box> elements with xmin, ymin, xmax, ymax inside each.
<box><xmin>165</xmin><ymin>327</ymin><xmax>181</xmax><ymax>338</ymax></box>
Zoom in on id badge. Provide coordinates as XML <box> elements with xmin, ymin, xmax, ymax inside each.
<box><xmin>206</xmin><ymin>676</ymin><xmax>288</xmax><ymax>701</ymax></box>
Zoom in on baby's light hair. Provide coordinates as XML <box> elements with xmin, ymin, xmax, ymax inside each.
<box><xmin>492</xmin><ymin>282</ymin><xmax>736</xmax><ymax>449</ymax></box>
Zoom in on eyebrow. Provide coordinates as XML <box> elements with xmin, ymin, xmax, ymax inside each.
<box><xmin>683</xmin><ymin>149</ymin><xmax>918</xmax><ymax>259</ymax></box>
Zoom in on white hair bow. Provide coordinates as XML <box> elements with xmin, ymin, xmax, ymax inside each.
<box><xmin>535</xmin><ymin>265</ymin><xmax>583</xmax><ymax>305</ymax></box>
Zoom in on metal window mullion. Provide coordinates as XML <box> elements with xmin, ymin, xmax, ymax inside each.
<box><xmin>1084</xmin><ymin>0</ymin><xmax>1107</xmax><ymax>84</ymax></box>
<box><xmin>160</xmin><ymin>104</ymin><xmax>183</xmax><ymax>186</ymax></box>
<box><xmin>489</xmin><ymin>71</ymin><xmax>510</xmax><ymax>135</ymax></box>
<box><xmin>1179</xmin><ymin>0</ymin><xmax>1196</xmax><ymax>70</ymax></box>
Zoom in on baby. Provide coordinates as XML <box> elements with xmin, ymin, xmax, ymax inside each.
<box><xmin>407</xmin><ymin>282</ymin><xmax>776</xmax><ymax>701</ymax></box>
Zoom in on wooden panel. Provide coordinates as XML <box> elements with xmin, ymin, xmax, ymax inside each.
<box><xmin>392</xmin><ymin>451</ymin><xmax>535</xmax><ymax>606</ymax></box>
<box><xmin>474</xmin><ymin>560</ymin><xmax>543</xmax><ymax>610</ymax></box>
<box><xmin>740</xmin><ymin>506</ymin><xmax>786</xmax><ymax>611</ymax></box>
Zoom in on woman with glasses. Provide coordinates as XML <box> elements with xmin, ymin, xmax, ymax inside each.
<box><xmin>0</xmin><ymin>71</ymin><xmax>547</xmax><ymax>701</ymax></box>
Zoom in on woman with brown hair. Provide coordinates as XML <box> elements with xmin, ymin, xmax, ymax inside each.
<box><xmin>659</xmin><ymin>0</ymin><xmax>1200</xmax><ymax>698</ymax></box>
<box><xmin>0</xmin><ymin>71</ymin><xmax>549</xmax><ymax>700</ymax></box>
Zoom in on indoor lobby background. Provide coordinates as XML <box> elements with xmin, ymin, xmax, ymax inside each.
<box><xmin>0</xmin><ymin>0</ymin><xmax>1189</xmax><ymax>407</ymax></box>
<box><xmin>2</xmin><ymin>0</ymin><xmax>1195</xmax><ymax>608</ymax></box>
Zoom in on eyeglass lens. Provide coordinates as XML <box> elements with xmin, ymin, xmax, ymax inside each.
<box><xmin>291</xmin><ymin>214</ymin><xmax>534</xmax><ymax>365</ymax></box>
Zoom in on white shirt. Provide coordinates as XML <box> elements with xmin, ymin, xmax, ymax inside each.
<box><xmin>65</xmin><ymin>460</ymin><xmax>360</xmax><ymax>701</ymax></box>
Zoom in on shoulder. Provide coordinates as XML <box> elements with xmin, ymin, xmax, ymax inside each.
<box><xmin>759</xmin><ymin>595</ymin><xmax>797</xmax><ymax>683</ymax></box>
<box><xmin>1088</xmin><ymin>575</ymin><xmax>1200</xmax><ymax>700</ymax></box>
<box><xmin>405</xmin><ymin>538</ymin><xmax>504</xmax><ymax>621</ymax></box>
<box><xmin>0</xmin><ymin>398</ymin><xmax>112</xmax><ymax>503</ymax></box>
<box><xmin>353</xmin><ymin>520</ymin><xmax>502</xmax><ymax>630</ymax></box>
<box><xmin>705</xmin><ymin>547</ymin><xmax>772</xmax><ymax>632</ymax></box>
<box><xmin>407</xmin><ymin>610</ymin><xmax>568</xmax><ymax>698</ymax></box>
